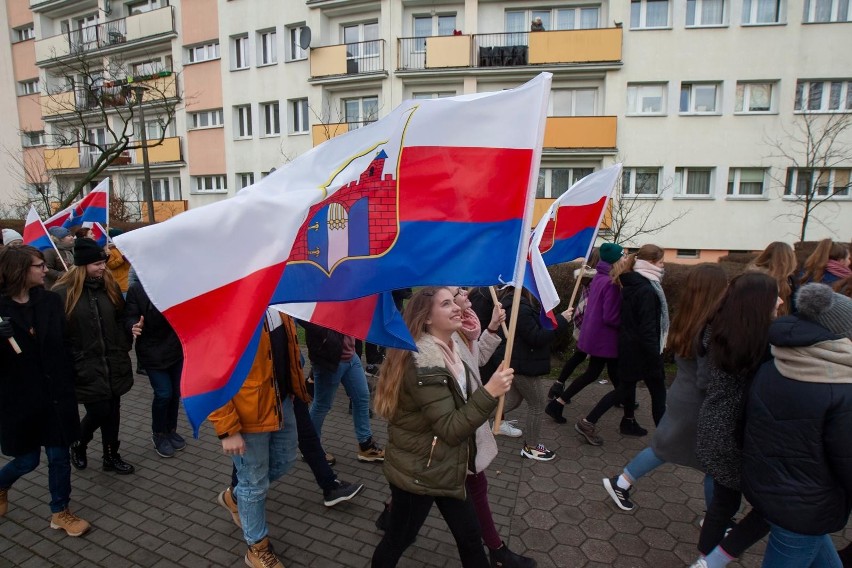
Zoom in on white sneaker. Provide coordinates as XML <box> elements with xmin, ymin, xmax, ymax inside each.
<box><xmin>497</xmin><ymin>420</ymin><xmax>523</xmax><ymax>438</ymax></box>
<box><xmin>688</xmin><ymin>559</ymin><xmax>708</xmax><ymax>568</ymax></box>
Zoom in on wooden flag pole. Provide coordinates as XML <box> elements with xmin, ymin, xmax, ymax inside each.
<box><xmin>48</xmin><ymin>237</ymin><xmax>69</xmax><ymax>272</ymax></box>
<box><xmin>487</xmin><ymin>286</ymin><xmax>509</xmax><ymax>336</ymax></box>
<box><xmin>0</xmin><ymin>316</ymin><xmax>21</xmax><ymax>354</ymax></box>
<box><xmin>492</xmin><ymin>284</ymin><xmax>523</xmax><ymax>434</ymax></box>
<box><xmin>566</xmin><ymin>259</ymin><xmax>589</xmax><ymax>309</ymax></box>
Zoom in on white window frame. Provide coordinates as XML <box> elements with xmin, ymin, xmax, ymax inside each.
<box><xmin>630</xmin><ymin>0</ymin><xmax>671</xmax><ymax>29</ymax></box>
<box><xmin>549</xmin><ymin>88</ymin><xmax>598</xmax><ymax>116</ymax></box>
<box><xmin>343</xmin><ymin>96</ymin><xmax>379</xmax><ymax>129</ymax></box>
<box><xmin>742</xmin><ymin>0</ymin><xmax>784</xmax><ymax>24</ymax></box>
<box><xmin>189</xmin><ymin>109</ymin><xmax>224</xmax><ymax>129</ymax></box>
<box><xmin>622</xmin><ymin>167</ymin><xmax>663</xmax><ymax>196</ymax></box>
<box><xmin>506</xmin><ymin>7</ymin><xmax>601</xmax><ymax>31</ymax></box>
<box><xmin>17</xmin><ymin>79</ymin><xmax>39</xmax><ymax>96</ymax></box>
<box><xmin>132</xmin><ymin>57</ymin><xmax>168</xmax><ymax>76</ymax></box>
<box><xmin>21</xmin><ymin>131</ymin><xmax>46</xmax><ymax>147</ymax></box>
<box><xmin>287</xmin><ymin>25</ymin><xmax>308</xmax><ymax>62</ymax></box>
<box><xmin>795</xmin><ymin>80</ymin><xmax>852</xmax><ymax>113</ymax></box>
<box><xmin>289</xmin><ymin>98</ymin><xmax>309</xmax><ymax>134</ymax></box>
<box><xmin>132</xmin><ymin>118</ymin><xmax>173</xmax><ymax>142</ymax></box>
<box><xmin>686</xmin><ymin>0</ymin><xmax>727</xmax><ymax>26</ymax></box>
<box><xmin>342</xmin><ymin>22</ymin><xmax>379</xmax><ymax>61</ymax></box>
<box><xmin>675</xmin><ymin>167</ymin><xmax>715</xmax><ymax>198</ymax></box>
<box><xmin>191</xmin><ymin>175</ymin><xmax>227</xmax><ymax>194</ymax></box>
<box><xmin>735</xmin><ymin>81</ymin><xmax>776</xmax><ymax>113</ymax></box>
<box><xmin>261</xmin><ymin>101</ymin><xmax>280</xmax><ymax>136</ymax></box>
<box><xmin>412</xmin><ymin>92</ymin><xmax>457</xmax><ymax>100</ymax></box>
<box><xmin>14</xmin><ymin>25</ymin><xmax>35</xmax><ymax>42</ymax></box>
<box><xmin>676</xmin><ymin>249</ymin><xmax>701</xmax><ymax>259</ymax></box>
<box><xmin>727</xmin><ymin>168</ymin><xmax>767</xmax><ymax>198</ymax></box>
<box><xmin>536</xmin><ymin>167</ymin><xmax>595</xmax><ymax>198</ymax></box>
<box><xmin>785</xmin><ymin>168</ymin><xmax>851</xmax><ymax>199</ymax></box>
<box><xmin>137</xmin><ymin>177</ymin><xmax>177</xmax><ymax>201</ymax></box>
<box><xmin>127</xmin><ymin>0</ymin><xmax>163</xmax><ymax>16</ymax></box>
<box><xmin>412</xmin><ymin>14</ymin><xmax>457</xmax><ymax>50</ymax></box>
<box><xmin>231</xmin><ymin>34</ymin><xmax>250</xmax><ymax>70</ymax></box>
<box><xmin>803</xmin><ymin>0</ymin><xmax>851</xmax><ymax>22</ymax></box>
<box><xmin>186</xmin><ymin>41</ymin><xmax>220</xmax><ymax>64</ymax></box>
<box><xmin>679</xmin><ymin>82</ymin><xmax>721</xmax><ymax>114</ymax></box>
<box><xmin>626</xmin><ymin>83</ymin><xmax>667</xmax><ymax>116</ymax></box>
<box><xmin>257</xmin><ymin>29</ymin><xmax>277</xmax><ymax>66</ymax></box>
<box><xmin>234</xmin><ymin>105</ymin><xmax>253</xmax><ymax>138</ymax></box>
<box><xmin>237</xmin><ymin>172</ymin><xmax>255</xmax><ymax>189</ymax></box>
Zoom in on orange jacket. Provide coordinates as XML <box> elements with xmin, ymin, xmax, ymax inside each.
<box><xmin>208</xmin><ymin>313</ymin><xmax>306</xmax><ymax>437</ymax></box>
<box><xmin>106</xmin><ymin>246</ymin><xmax>130</xmax><ymax>293</ymax></box>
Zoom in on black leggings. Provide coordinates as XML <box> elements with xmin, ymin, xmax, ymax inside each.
<box><xmin>559</xmin><ymin>356</ymin><xmax>620</xmax><ymax>404</ymax></box>
<box><xmin>698</xmin><ymin>480</ymin><xmax>769</xmax><ymax>557</ymax></box>
<box><xmin>557</xmin><ymin>350</ymin><xmax>588</xmax><ymax>383</ymax></box>
<box><xmin>79</xmin><ymin>396</ymin><xmax>122</xmax><ymax>450</ymax></box>
<box><xmin>586</xmin><ymin>372</ymin><xmax>665</xmax><ymax>424</ymax></box>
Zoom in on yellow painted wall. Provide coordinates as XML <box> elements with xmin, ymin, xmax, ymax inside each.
<box><xmin>44</xmin><ymin>147</ymin><xmax>79</xmax><ymax>170</ymax></box>
<box><xmin>425</xmin><ymin>36</ymin><xmax>471</xmax><ymax>68</ymax></box>
<box><xmin>529</xmin><ymin>28</ymin><xmax>622</xmax><ymax>64</ymax></box>
<box><xmin>543</xmin><ymin>116</ymin><xmax>617</xmax><ymax>149</ymax></box>
<box><xmin>142</xmin><ymin>200</ymin><xmax>187</xmax><ymax>221</ymax></box>
<box><xmin>310</xmin><ymin>44</ymin><xmax>347</xmax><ymax>77</ymax></box>
<box><xmin>134</xmin><ymin>136</ymin><xmax>181</xmax><ymax>164</ymax></box>
<box><xmin>312</xmin><ymin>123</ymin><xmax>349</xmax><ymax>146</ymax></box>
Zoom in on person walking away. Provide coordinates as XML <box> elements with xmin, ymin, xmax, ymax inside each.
<box><xmin>43</xmin><ymin>226</ymin><xmax>74</xmax><ymax>290</ymax></box>
<box><xmin>747</xmin><ymin>241</ymin><xmax>797</xmax><ymax>314</ymax></box>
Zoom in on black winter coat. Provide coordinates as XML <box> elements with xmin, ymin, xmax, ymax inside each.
<box><xmin>493</xmin><ymin>294</ymin><xmax>569</xmax><ymax>377</ymax></box>
<box><xmin>617</xmin><ymin>272</ymin><xmax>664</xmax><ymax>382</ymax></box>
<box><xmin>301</xmin><ymin>321</ymin><xmax>344</xmax><ymax>373</ymax></box>
<box><xmin>125</xmin><ymin>282</ymin><xmax>182</xmax><ymax>371</ymax></box>
<box><xmin>742</xmin><ymin>316</ymin><xmax>852</xmax><ymax>535</ymax></box>
<box><xmin>0</xmin><ymin>288</ymin><xmax>80</xmax><ymax>456</ymax></box>
<box><xmin>54</xmin><ymin>278</ymin><xmax>134</xmax><ymax>403</ymax></box>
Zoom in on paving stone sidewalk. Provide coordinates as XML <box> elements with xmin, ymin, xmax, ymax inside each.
<box><xmin>1</xmin><ymin>363</ymin><xmax>849</xmax><ymax>568</ymax></box>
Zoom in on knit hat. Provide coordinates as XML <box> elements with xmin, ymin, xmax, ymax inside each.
<box><xmin>48</xmin><ymin>226</ymin><xmax>70</xmax><ymax>239</ymax></box>
<box><xmin>2</xmin><ymin>228</ymin><xmax>23</xmax><ymax>245</ymax></box>
<box><xmin>599</xmin><ymin>242</ymin><xmax>624</xmax><ymax>264</ymax></box>
<box><xmin>73</xmin><ymin>238</ymin><xmax>108</xmax><ymax>266</ymax></box>
<box><xmin>796</xmin><ymin>283</ymin><xmax>852</xmax><ymax>340</ymax></box>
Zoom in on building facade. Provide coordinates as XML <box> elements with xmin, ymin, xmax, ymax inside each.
<box><xmin>2</xmin><ymin>0</ymin><xmax>850</xmax><ymax>259</ymax></box>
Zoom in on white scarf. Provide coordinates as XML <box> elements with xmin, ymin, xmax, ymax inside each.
<box><xmin>634</xmin><ymin>259</ymin><xmax>669</xmax><ymax>353</ymax></box>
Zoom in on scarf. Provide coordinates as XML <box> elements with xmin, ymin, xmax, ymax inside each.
<box><xmin>634</xmin><ymin>259</ymin><xmax>670</xmax><ymax>353</ymax></box>
<box><xmin>460</xmin><ymin>308</ymin><xmax>481</xmax><ymax>345</ymax></box>
<box><xmin>826</xmin><ymin>259</ymin><xmax>852</xmax><ymax>279</ymax></box>
<box><xmin>772</xmin><ymin>338</ymin><xmax>852</xmax><ymax>384</ymax></box>
<box><xmin>430</xmin><ymin>334</ymin><xmax>467</xmax><ymax>398</ymax></box>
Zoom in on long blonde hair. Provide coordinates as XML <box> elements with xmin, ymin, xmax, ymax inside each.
<box><xmin>54</xmin><ymin>265</ymin><xmax>124</xmax><ymax>317</ymax></box>
<box><xmin>748</xmin><ymin>241</ymin><xmax>796</xmax><ymax>315</ymax></box>
<box><xmin>610</xmin><ymin>244</ymin><xmax>664</xmax><ymax>286</ymax></box>
<box><xmin>374</xmin><ymin>286</ymin><xmax>449</xmax><ymax>420</ymax></box>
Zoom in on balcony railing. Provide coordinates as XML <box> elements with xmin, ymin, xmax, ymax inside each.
<box><xmin>46</xmin><ymin>137</ymin><xmax>182</xmax><ymax>170</ymax></box>
<box><xmin>35</xmin><ymin>6</ymin><xmax>175</xmax><ymax>63</ymax></box>
<box><xmin>310</xmin><ymin>39</ymin><xmax>386</xmax><ymax>79</ymax></box>
<box><xmin>311</xmin><ymin>121</ymin><xmax>376</xmax><ymax>146</ymax></box>
<box><xmin>396</xmin><ymin>28</ymin><xmax>622</xmax><ymax>71</ymax></box>
<box><xmin>41</xmin><ymin>74</ymin><xmax>177</xmax><ymax>118</ymax></box>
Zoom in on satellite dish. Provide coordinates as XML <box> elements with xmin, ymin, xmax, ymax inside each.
<box><xmin>299</xmin><ymin>27</ymin><xmax>312</xmax><ymax>50</ymax></box>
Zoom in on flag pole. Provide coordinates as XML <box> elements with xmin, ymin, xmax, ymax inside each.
<box><xmin>567</xmin><ymin>262</ymin><xmax>588</xmax><ymax>309</ymax></box>
<box><xmin>487</xmin><ymin>286</ymin><xmax>509</xmax><ymax>336</ymax></box>
<box><xmin>43</xmin><ymin>218</ymin><xmax>69</xmax><ymax>271</ymax></box>
<box><xmin>0</xmin><ymin>317</ymin><xmax>22</xmax><ymax>354</ymax></box>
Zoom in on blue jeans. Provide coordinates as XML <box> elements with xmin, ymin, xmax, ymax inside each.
<box><xmin>762</xmin><ymin>524</ymin><xmax>842</xmax><ymax>568</ymax></box>
<box><xmin>624</xmin><ymin>446</ymin><xmax>715</xmax><ymax>508</ymax></box>
<box><xmin>0</xmin><ymin>446</ymin><xmax>71</xmax><ymax>513</ymax></box>
<box><xmin>310</xmin><ymin>357</ymin><xmax>372</xmax><ymax>445</ymax></box>
<box><xmin>232</xmin><ymin>397</ymin><xmax>298</xmax><ymax>545</ymax></box>
<box><xmin>146</xmin><ymin>359</ymin><xmax>183</xmax><ymax>434</ymax></box>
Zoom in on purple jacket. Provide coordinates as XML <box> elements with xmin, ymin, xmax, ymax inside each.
<box><xmin>577</xmin><ymin>261</ymin><xmax>622</xmax><ymax>358</ymax></box>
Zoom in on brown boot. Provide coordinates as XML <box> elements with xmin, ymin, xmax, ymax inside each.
<box><xmin>216</xmin><ymin>486</ymin><xmax>241</xmax><ymax>528</ymax></box>
<box><xmin>0</xmin><ymin>487</ymin><xmax>8</xmax><ymax>516</ymax></box>
<box><xmin>50</xmin><ymin>508</ymin><xmax>91</xmax><ymax>537</ymax></box>
<box><xmin>245</xmin><ymin>536</ymin><xmax>284</xmax><ymax>568</ymax></box>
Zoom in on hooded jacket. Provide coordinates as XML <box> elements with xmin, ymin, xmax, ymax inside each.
<box><xmin>617</xmin><ymin>271</ymin><xmax>664</xmax><ymax>382</ymax></box>
<box><xmin>576</xmin><ymin>260</ymin><xmax>621</xmax><ymax>358</ymax></box>
<box><xmin>742</xmin><ymin>315</ymin><xmax>852</xmax><ymax>535</ymax></box>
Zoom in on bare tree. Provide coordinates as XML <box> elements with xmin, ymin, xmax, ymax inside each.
<box><xmin>606</xmin><ymin>167</ymin><xmax>688</xmax><ymax>246</ymax></box>
<box><xmin>765</xmin><ymin>113</ymin><xmax>852</xmax><ymax>241</ymax></box>
<box><xmin>2</xmin><ymin>145</ymin><xmax>73</xmax><ymax>218</ymax></box>
<box><xmin>39</xmin><ymin>48</ymin><xmax>181</xmax><ymax>209</ymax></box>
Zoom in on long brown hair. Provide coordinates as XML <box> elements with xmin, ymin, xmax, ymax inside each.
<box><xmin>667</xmin><ymin>264</ymin><xmax>728</xmax><ymax>358</ymax></box>
<box><xmin>705</xmin><ymin>272</ymin><xmax>777</xmax><ymax>376</ymax></box>
<box><xmin>374</xmin><ymin>286</ymin><xmax>449</xmax><ymax>420</ymax></box>
<box><xmin>54</xmin><ymin>265</ymin><xmax>124</xmax><ymax>317</ymax></box>
<box><xmin>749</xmin><ymin>241</ymin><xmax>796</xmax><ymax>314</ymax></box>
<box><xmin>0</xmin><ymin>245</ymin><xmax>44</xmax><ymax>297</ymax></box>
<box><xmin>834</xmin><ymin>275</ymin><xmax>852</xmax><ymax>298</ymax></box>
<box><xmin>800</xmin><ymin>239</ymin><xmax>850</xmax><ymax>284</ymax></box>
<box><xmin>611</xmin><ymin>244</ymin><xmax>664</xmax><ymax>285</ymax></box>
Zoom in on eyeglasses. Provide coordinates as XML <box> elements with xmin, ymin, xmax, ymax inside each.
<box><xmin>31</xmin><ymin>262</ymin><xmax>47</xmax><ymax>270</ymax></box>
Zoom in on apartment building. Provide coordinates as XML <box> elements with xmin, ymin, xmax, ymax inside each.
<box><xmin>3</xmin><ymin>0</ymin><xmax>850</xmax><ymax>260</ymax></box>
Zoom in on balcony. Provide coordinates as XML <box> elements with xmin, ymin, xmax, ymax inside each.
<box><xmin>44</xmin><ymin>137</ymin><xmax>183</xmax><ymax>171</ymax></box>
<box><xmin>35</xmin><ymin>6</ymin><xmax>176</xmax><ymax>64</ymax></box>
<box><xmin>30</xmin><ymin>0</ymin><xmax>96</xmax><ymax>15</ymax></box>
<box><xmin>309</xmin><ymin>39</ymin><xmax>387</xmax><ymax>82</ymax></box>
<box><xmin>397</xmin><ymin>28</ymin><xmax>622</xmax><ymax>72</ymax></box>
<box><xmin>311</xmin><ymin>121</ymin><xmax>375</xmax><ymax>146</ymax></box>
<box><xmin>40</xmin><ymin>73</ymin><xmax>177</xmax><ymax>118</ymax></box>
<box><xmin>543</xmin><ymin>116</ymin><xmax>617</xmax><ymax>150</ymax></box>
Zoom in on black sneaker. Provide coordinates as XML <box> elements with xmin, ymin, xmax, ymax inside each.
<box><xmin>152</xmin><ymin>433</ymin><xmax>175</xmax><ymax>458</ymax></box>
<box><xmin>545</xmin><ymin>399</ymin><xmax>567</xmax><ymax>424</ymax></box>
<box><xmin>547</xmin><ymin>381</ymin><xmax>564</xmax><ymax>400</ymax></box>
<box><xmin>323</xmin><ymin>479</ymin><xmax>365</xmax><ymax>507</ymax></box>
<box><xmin>619</xmin><ymin>417</ymin><xmax>648</xmax><ymax>437</ymax></box>
<box><xmin>603</xmin><ymin>477</ymin><xmax>634</xmax><ymax>511</ymax></box>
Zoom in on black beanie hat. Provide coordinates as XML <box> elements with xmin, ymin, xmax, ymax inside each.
<box><xmin>74</xmin><ymin>238</ymin><xmax>108</xmax><ymax>266</ymax></box>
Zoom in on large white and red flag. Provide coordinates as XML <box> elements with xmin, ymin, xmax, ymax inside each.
<box><xmin>115</xmin><ymin>73</ymin><xmax>552</xmax><ymax>432</ymax></box>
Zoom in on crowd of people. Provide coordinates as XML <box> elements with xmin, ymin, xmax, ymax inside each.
<box><xmin>1</xmin><ymin>223</ymin><xmax>851</xmax><ymax>568</ymax></box>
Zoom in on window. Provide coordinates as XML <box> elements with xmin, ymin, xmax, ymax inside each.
<box><xmin>677</xmin><ymin>249</ymin><xmax>700</xmax><ymax>259</ymax></box>
<box><xmin>795</xmin><ymin>80</ymin><xmax>852</xmax><ymax>112</ymax></box>
<box><xmin>133</xmin><ymin>119</ymin><xmax>170</xmax><ymax>141</ymax></box>
<box><xmin>412</xmin><ymin>92</ymin><xmax>456</xmax><ymax>99</ymax></box>
<box><xmin>190</xmin><ymin>109</ymin><xmax>224</xmax><ymax>129</ymax></box>
<box><xmin>622</xmin><ymin>168</ymin><xmax>662</xmax><ymax>195</ymax></box>
<box><xmin>742</xmin><ymin>0</ymin><xmax>783</xmax><ymax>24</ymax></box>
<box><xmin>550</xmin><ymin>88</ymin><xmax>597</xmax><ymax>116</ymax></box>
<box><xmin>127</xmin><ymin>0</ymin><xmax>163</xmax><ymax>16</ymax></box>
<box><xmin>231</xmin><ymin>34</ymin><xmax>249</xmax><ymax>70</ymax></box>
<box><xmin>289</xmin><ymin>98</ymin><xmax>309</xmax><ymax>134</ymax></box>
<box><xmin>258</xmin><ymin>29</ymin><xmax>277</xmax><ymax>65</ymax></box>
<box><xmin>803</xmin><ymin>0</ymin><xmax>851</xmax><ymax>22</ymax></box>
<box><xmin>627</xmin><ymin>83</ymin><xmax>667</xmax><ymax>115</ymax></box>
<box><xmin>234</xmin><ymin>105</ymin><xmax>252</xmax><ymax>138</ymax></box>
<box><xmin>630</xmin><ymin>0</ymin><xmax>671</xmax><ymax>28</ymax></box>
<box><xmin>17</xmin><ymin>79</ymin><xmax>39</xmax><ymax>96</ymax></box>
<box><xmin>343</xmin><ymin>96</ymin><xmax>378</xmax><ymax>129</ymax></box>
<box><xmin>676</xmin><ymin>167</ymin><xmax>714</xmax><ymax>196</ymax></box>
<box><xmin>506</xmin><ymin>7</ymin><xmax>600</xmax><ymax>31</ymax></box>
<box><xmin>343</xmin><ymin>22</ymin><xmax>379</xmax><ymax>61</ymax></box>
<box><xmin>686</xmin><ymin>0</ymin><xmax>726</xmax><ymax>25</ymax></box>
<box><xmin>132</xmin><ymin>58</ymin><xmax>168</xmax><ymax>76</ymax></box>
<box><xmin>412</xmin><ymin>14</ymin><xmax>456</xmax><ymax>50</ymax></box>
<box><xmin>735</xmin><ymin>82</ymin><xmax>775</xmax><ymax>113</ymax></box>
<box><xmin>727</xmin><ymin>168</ymin><xmax>767</xmax><ymax>196</ymax></box>
<box><xmin>786</xmin><ymin>168</ymin><xmax>851</xmax><ymax>198</ymax></box>
<box><xmin>287</xmin><ymin>25</ymin><xmax>308</xmax><ymax>61</ymax></box>
<box><xmin>536</xmin><ymin>168</ymin><xmax>594</xmax><ymax>198</ymax></box>
<box><xmin>137</xmin><ymin>177</ymin><xmax>178</xmax><ymax>201</ymax></box>
<box><xmin>680</xmin><ymin>83</ymin><xmax>720</xmax><ymax>114</ymax></box>
<box><xmin>14</xmin><ymin>25</ymin><xmax>35</xmax><ymax>42</ymax></box>
<box><xmin>262</xmin><ymin>102</ymin><xmax>280</xmax><ymax>136</ymax></box>
<box><xmin>192</xmin><ymin>175</ymin><xmax>227</xmax><ymax>193</ymax></box>
<box><xmin>21</xmin><ymin>131</ymin><xmax>46</xmax><ymax>147</ymax></box>
<box><xmin>186</xmin><ymin>41</ymin><xmax>220</xmax><ymax>64</ymax></box>
<box><xmin>237</xmin><ymin>172</ymin><xmax>255</xmax><ymax>189</ymax></box>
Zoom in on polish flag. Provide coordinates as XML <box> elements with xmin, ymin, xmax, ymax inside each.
<box><xmin>22</xmin><ymin>206</ymin><xmax>53</xmax><ymax>251</ymax></box>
